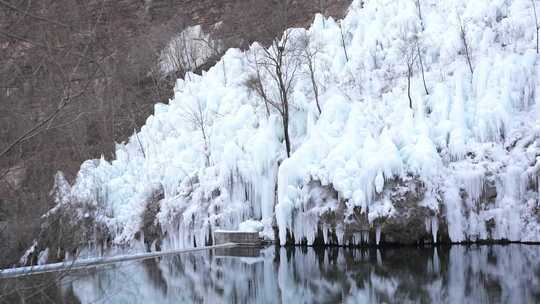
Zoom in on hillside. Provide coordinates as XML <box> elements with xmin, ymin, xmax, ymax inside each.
<box><xmin>21</xmin><ymin>0</ymin><xmax>540</xmax><ymax>264</ymax></box>
<box><xmin>0</xmin><ymin>0</ymin><xmax>350</xmax><ymax>267</ymax></box>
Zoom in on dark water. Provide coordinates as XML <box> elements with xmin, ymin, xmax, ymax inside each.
<box><xmin>2</xmin><ymin>245</ymin><xmax>540</xmax><ymax>304</ymax></box>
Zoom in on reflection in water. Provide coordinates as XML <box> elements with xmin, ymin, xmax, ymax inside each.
<box><xmin>3</xmin><ymin>245</ymin><xmax>540</xmax><ymax>303</ymax></box>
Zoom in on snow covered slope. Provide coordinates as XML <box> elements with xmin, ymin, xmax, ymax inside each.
<box><xmin>42</xmin><ymin>0</ymin><xmax>540</xmax><ymax>256</ymax></box>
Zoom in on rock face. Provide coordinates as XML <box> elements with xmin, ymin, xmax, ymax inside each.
<box><xmin>279</xmin><ymin>178</ymin><xmax>438</xmax><ymax>247</ymax></box>
<box><xmin>376</xmin><ymin>178</ymin><xmax>435</xmax><ymax>245</ymax></box>
<box><xmin>140</xmin><ymin>186</ymin><xmax>165</xmax><ymax>251</ymax></box>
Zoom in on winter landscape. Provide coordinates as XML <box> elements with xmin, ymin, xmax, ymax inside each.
<box><xmin>1</xmin><ymin>0</ymin><xmax>540</xmax><ymax>303</ymax></box>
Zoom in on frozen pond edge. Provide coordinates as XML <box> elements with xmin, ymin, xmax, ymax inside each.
<box><xmin>0</xmin><ymin>243</ymin><xmax>240</xmax><ymax>279</ymax></box>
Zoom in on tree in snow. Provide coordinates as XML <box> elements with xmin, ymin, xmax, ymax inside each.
<box><xmin>247</xmin><ymin>29</ymin><xmax>301</xmax><ymax>158</ymax></box>
<box><xmin>406</xmin><ymin>44</ymin><xmax>418</xmax><ymax>109</ymax></box>
<box><xmin>458</xmin><ymin>15</ymin><xmax>474</xmax><ymax>77</ymax></box>
<box><xmin>414</xmin><ymin>0</ymin><xmax>425</xmax><ymax>31</ymax></box>
<box><xmin>399</xmin><ymin>31</ymin><xmax>419</xmax><ymax>109</ymax></box>
<box><xmin>413</xmin><ymin>0</ymin><xmax>429</xmax><ymax>95</ymax></box>
<box><xmin>246</xmin><ymin>53</ymin><xmax>272</xmax><ymax>117</ymax></box>
<box><xmin>338</xmin><ymin>20</ymin><xmax>350</xmax><ymax>62</ymax></box>
<box><xmin>298</xmin><ymin>31</ymin><xmax>323</xmax><ymax>114</ymax></box>
<box><xmin>180</xmin><ymin>98</ymin><xmax>212</xmax><ymax>166</ymax></box>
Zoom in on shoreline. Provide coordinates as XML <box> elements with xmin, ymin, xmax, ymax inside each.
<box><xmin>2</xmin><ymin>240</ymin><xmax>539</xmax><ymax>279</ymax></box>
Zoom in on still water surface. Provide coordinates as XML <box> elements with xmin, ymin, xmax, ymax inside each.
<box><xmin>2</xmin><ymin>245</ymin><xmax>540</xmax><ymax>303</ymax></box>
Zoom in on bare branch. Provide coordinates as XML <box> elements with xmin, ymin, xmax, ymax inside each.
<box><xmin>245</xmin><ymin>27</ymin><xmax>300</xmax><ymax>157</ymax></box>
<box><xmin>299</xmin><ymin>31</ymin><xmax>322</xmax><ymax>114</ymax></box>
<box><xmin>338</xmin><ymin>21</ymin><xmax>349</xmax><ymax>62</ymax></box>
<box><xmin>458</xmin><ymin>15</ymin><xmax>474</xmax><ymax>77</ymax></box>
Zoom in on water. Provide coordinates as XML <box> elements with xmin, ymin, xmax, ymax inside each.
<box><xmin>2</xmin><ymin>245</ymin><xmax>540</xmax><ymax>303</ymax></box>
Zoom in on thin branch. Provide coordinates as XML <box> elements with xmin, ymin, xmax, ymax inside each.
<box><xmin>415</xmin><ymin>39</ymin><xmax>429</xmax><ymax>95</ymax></box>
<box><xmin>415</xmin><ymin>0</ymin><xmax>425</xmax><ymax>31</ymax></box>
<box><xmin>0</xmin><ymin>66</ymin><xmax>100</xmax><ymax>159</ymax></box>
<box><xmin>338</xmin><ymin>21</ymin><xmax>349</xmax><ymax>62</ymax></box>
<box><xmin>458</xmin><ymin>15</ymin><xmax>474</xmax><ymax>77</ymax></box>
<box><xmin>0</xmin><ymin>0</ymin><xmax>86</xmax><ymax>34</ymax></box>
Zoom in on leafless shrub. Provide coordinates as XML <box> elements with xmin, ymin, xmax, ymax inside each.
<box><xmin>298</xmin><ymin>31</ymin><xmax>323</xmax><ymax>114</ymax></box>
<box><xmin>247</xmin><ymin>28</ymin><xmax>301</xmax><ymax>157</ymax></box>
<box><xmin>179</xmin><ymin>97</ymin><xmax>212</xmax><ymax>166</ymax></box>
<box><xmin>405</xmin><ymin>44</ymin><xmax>418</xmax><ymax>109</ymax></box>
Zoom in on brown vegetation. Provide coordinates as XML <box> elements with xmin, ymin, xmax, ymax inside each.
<box><xmin>0</xmin><ymin>0</ymin><xmax>351</xmax><ymax>267</ymax></box>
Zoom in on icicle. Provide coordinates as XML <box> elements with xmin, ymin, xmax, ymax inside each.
<box><xmin>457</xmin><ymin>169</ymin><xmax>484</xmax><ymax>202</ymax></box>
<box><xmin>375</xmin><ymin>226</ymin><xmax>381</xmax><ymax>245</ymax></box>
<box><xmin>37</xmin><ymin>248</ymin><xmax>49</xmax><ymax>265</ymax></box>
<box><xmin>375</xmin><ymin>172</ymin><xmax>384</xmax><ymax>194</ymax></box>
<box><xmin>355</xmin><ymin>232</ymin><xmax>361</xmax><ymax>246</ymax></box>
<box><xmin>433</xmin><ymin>247</ymin><xmax>440</xmax><ymax>273</ymax></box>
<box><xmin>336</xmin><ymin>227</ymin><xmax>344</xmax><ymax>245</ymax></box>
<box><xmin>363</xmin><ymin>230</ymin><xmax>369</xmax><ymax>245</ymax></box>
<box><xmin>431</xmin><ymin>216</ymin><xmax>439</xmax><ymax>244</ymax></box>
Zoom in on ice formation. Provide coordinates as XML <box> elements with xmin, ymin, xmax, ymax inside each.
<box><xmin>41</xmin><ymin>0</ymin><xmax>540</xmax><ymax>255</ymax></box>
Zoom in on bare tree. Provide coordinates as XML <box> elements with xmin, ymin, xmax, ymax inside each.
<box><xmin>246</xmin><ymin>52</ymin><xmax>272</xmax><ymax>117</ymax></box>
<box><xmin>406</xmin><ymin>45</ymin><xmax>418</xmax><ymax>109</ymax></box>
<box><xmin>248</xmin><ymin>29</ymin><xmax>300</xmax><ymax>157</ymax></box>
<box><xmin>193</xmin><ymin>35</ymin><xmax>227</xmax><ymax>85</ymax></box>
<box><xmin>180</xmin><ymin>98</ymin><xmax>211</xmax><ymax>166</ymax></box>
<box><xmin>0</xmin><ymin>0</ymin><xmax>136</xmax><ymax>267</ymax></box>
<box><xmin>415</xmin><ymin>38</ymin><xmax>429</xmax><ymax>96</ymax></box>
<box><xmin>338</xmin><ymin>20</ymin><xmax>350</xmax><ymax>62</ymax></box>
<box><xmin>458</xmin><ymin>15</ymin><xmax>474</xmax><ymax>77</ymax></box>
<box><xmin>161</xmin><ymin>29</ymin><xmax>198</xmax><ymax>79</ymax></box>
<box><xmin>399</xmin><ymin>27</ymin><xmax>419</xmax><ymax>110</ymax></box>
<box><xmin>415</xmin><ymin>0</ymin><xmax>425</xmax><ymax>31</ymax></box>
<box><xmin>413</xmin><ymin>0</ymin><xmax>429</xmax><ymax>95</ymax></box>
<box><xmin>298</xmin><ymin>31</ymin><xmax>323</xmax><ymax>114</ymax></box>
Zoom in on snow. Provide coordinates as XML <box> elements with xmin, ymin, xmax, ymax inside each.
<box><xmin>238</xmin><ymin>220</ymin><xmax>264</xmax><ymax>232</ymax></box>
<box><xmin>44</xmin><ymin>0</ymin><xmax>540</xmax><ymax>254</ymax></box>
<box><xmin>19</xmin><ymin>240</ymin><xmax>37</xmax><ymax>265</ymax></box>
<box><xmin>159</xmin><ymin>25</ymin><xmax>221</xmax><ymax>76</ymax></box>
<box><xmin>1</xmin><ymin>243</ymin><xmax>237</xmax><ymax>279</ymax></box>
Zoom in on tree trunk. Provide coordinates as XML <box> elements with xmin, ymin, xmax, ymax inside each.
<box><xmin>276</xmin><ymin>45</ymin><xmax>292</xmax><ymax>157</ymax></box>
<box><xmin>407</xmin><ymin>65</ymin><xmax>413</xmax><ymax>109</ymax></box>
<box><xmin>283</xmin><ymin>116</ymin><xmax>291</xmax><ymax>157</ymax></box>
<box><xmin>308</xmin><ymin>61</ymin><xmax>321</xmax><ymax>114</ymax></box>
<box><xmin>416</xmin><ymin>42</ymin><xmax>429</xmax><ymax>95</ymax></box>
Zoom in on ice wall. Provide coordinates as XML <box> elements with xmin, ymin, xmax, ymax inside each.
<box><xmin>275</xmin><ymin>0</ymin><xmax>540</xmax><ymax>245</ymax></box>
<box><xmin>44</xmin><ymin>0</ymin><xmax>540</xmax><ymax>254</ymax></box>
